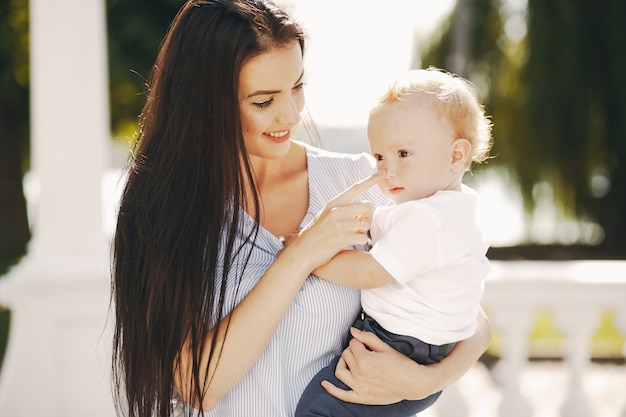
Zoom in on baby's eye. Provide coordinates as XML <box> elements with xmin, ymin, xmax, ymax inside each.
<box><xmin>254</xmin><ymin>98</ymin><xmax>273</xmax><ymax>109</ymax></box>
<box><xmin>374</xmin><ymin>153</ymin><xmax>384</xmax><ymax>161</ymax></box>
<box><xmin>398</xmin><ymin>150</ymin><xmax>410</xmax><ymax>158</ymax></box>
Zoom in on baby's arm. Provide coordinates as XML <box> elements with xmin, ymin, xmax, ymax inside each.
<box><xmin>313</xmin><ymin>250</ymin><xmax>395</xmax><ymax>289</ymax></box>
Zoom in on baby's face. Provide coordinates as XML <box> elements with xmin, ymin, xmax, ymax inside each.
<box><xmin>367</xmin><ymin>100</ymin><xmax>457</xmax><ymax>204</ymax></box>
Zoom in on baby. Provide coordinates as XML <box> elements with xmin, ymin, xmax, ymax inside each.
<box><xmin>296</xmin><ymin>67</ymin><xmax>493</xmax><ymax>417</ymax></box>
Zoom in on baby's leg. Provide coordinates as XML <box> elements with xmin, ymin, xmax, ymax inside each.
<box><xmin>295</xmin><ymin>354</ymin><xmax>441</xmax><ymax>417</ymax></box>
<box><xmin>295</xmin><ymin>356</ymin><xmax>351</xmax><ymax>417</ymax></box>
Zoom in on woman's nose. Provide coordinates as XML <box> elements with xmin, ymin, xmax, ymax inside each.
<box><xmin>278</xmin><ymin>97</ymin><xmax>301</xmax><ymax>126</ymax></box>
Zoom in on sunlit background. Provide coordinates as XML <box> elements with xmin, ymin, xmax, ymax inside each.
<box><xmin>288</xmin><ymin>0</ymin><xmax>456</xmax><ymax>128</ymax></box>
<box><xmin>99</xmin><ymin>0</ymin><xmax>527</xmax><ymax>248</ymax></box>
<box><xmin>2</xmin><ymin>0</ymin><xmax>623</xmax><ymax>263</ymax></box>
<box><xmin>1</xmin><ymin>1</ymin><xmax>625</xmax><ymax>416</ymax></box>
<box><xmin>284</xmin><ymin>0</ymin><xmax>525</xmax><ymax>247</ymax></box>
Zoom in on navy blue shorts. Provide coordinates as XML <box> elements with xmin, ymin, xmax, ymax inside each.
<box><xmin>295</xmin><ymin>313</ymin><xmax>456</xmax><ymax>417</ymax></box>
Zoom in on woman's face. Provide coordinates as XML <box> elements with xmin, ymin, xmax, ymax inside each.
<box><xmin>238</xmin><ymin>40</ymin><xmax>305</xmax><ymax>160</ymax></box>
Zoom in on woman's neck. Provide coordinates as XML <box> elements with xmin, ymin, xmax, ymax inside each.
<box><xmin>249</xmin><ymin>142</ymin><xmax>305</xmax><ymax>189</ymax></box>
<box><xmin>244</xmin><ymin>142</ymin><xmax>309</xmax><ymax>237</ymax></box>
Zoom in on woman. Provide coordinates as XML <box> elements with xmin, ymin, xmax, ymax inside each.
<box><xmin>111</xmin><ymin>1</ymin><xmax>492</xmax><ymax>417</ymax></box>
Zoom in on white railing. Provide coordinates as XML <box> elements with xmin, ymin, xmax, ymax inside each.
<box><xmin>428</xmin><ymin>260</ymin><xmax>626</xmax><ymax>417</ymax></box>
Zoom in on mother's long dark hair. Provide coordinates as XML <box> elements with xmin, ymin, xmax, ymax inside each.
<box><xmin>111</xmin><ymin>1</ymin><xmax>305</xmax><ymax>416</ymax></box>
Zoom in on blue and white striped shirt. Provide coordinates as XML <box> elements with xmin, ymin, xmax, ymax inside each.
<box><xmin>203</xmin><ymin>143</ymin><xmax>388</xmax><ymax>417</ymax></box>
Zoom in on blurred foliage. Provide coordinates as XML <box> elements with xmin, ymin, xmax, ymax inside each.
<box><xmin>0</xmin><ymin>0</ymin><xmax>624</xmax><ymax>370</ymax></box>
<box><xmin>107</xmin><ymin>0</ymin><xmax>184</xmax><ymax>141</ymax></box>
<box><xmin>0</xmin><ymin>0</ymin><xmax>30</xmax><ymax>277</ymax></box>
<box><xmin>419</xmin><ymin>0</ymin><xmax>626</xmax><ymax>257</ymax></box>
<box><xmin>0</xmin><ymin>0</ymin><xmax>182</xmax><ymax>276</ymax></box>
<box><xmin>0</xmin><ymin>307</ymin><xmax>9</xmax><ymax>369</ymax></box>
<box><xmin>2</xmin><ymin>0</ymin><xmax>625</xmax><ymax>283</ymax></box>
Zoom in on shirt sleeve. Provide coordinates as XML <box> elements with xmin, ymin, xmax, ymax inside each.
<box><xmin>368</xmin><ymin>202</ymin><xmax>442</xmax><ymax>284</ymax></box>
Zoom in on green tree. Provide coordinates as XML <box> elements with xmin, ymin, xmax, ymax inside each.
<box><xmin>107</xmin><ymin>0</ymin><xmax>183</xmax><ymax>140</ymax></box>
<box><xmin>0</xmin><ymin>0</ymin><xmax>30</xmax><ymax>276</ymax></box>
<box><xmin>0</xmin><ymin>0</ymin><xmax>29</xmax><ymax>370</ymax></box>
<box><xmin>0</xmin><ymin>0</ymin><xmax>183</xmax><ymax>278</ymax></box>
<box><xmin>420</xmin><ymin>0</ymin><xmax>626</xmax><ymax>258</ymax></box>
<box><xmin>519</xmin><ymin>0</ymin><xmax>626</xmax><ymax>257</ymax></box>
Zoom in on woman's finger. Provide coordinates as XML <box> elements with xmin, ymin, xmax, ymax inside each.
<box><xmin>328</xmin><ymin>170</ymin><xmax>384</xmax><ymax>207</ymax></box>
<box><xmin>320</xmin><ymin>355</ymin><xmax>361</xmax><ymax>403</ymax></box>
<box><xmin>321</xmin><ymin>379</ymin><xmax>361</xmax><ymax>404</ymax></box>
<box><xmin>349</xmin><ymin>327</ymin><xmax>392</xmax><ymax>352</ymax></box>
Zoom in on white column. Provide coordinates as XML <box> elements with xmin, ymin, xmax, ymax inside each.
<box><xmin>491</xmin><ymin>307</ymin><xmax>533</xmax><ymax>417</ymax></box>
<box><xmin>0</xmin><ymin>0</ymin><xmax>115</xmax><ymax>415</ymax></box>
<box><xmin>554</xmin><ymin>304</ymin><xmax>596</xmax><ymax>417</ymax></box>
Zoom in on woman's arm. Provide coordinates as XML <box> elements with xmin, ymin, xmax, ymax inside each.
<box><xmin>175</xmin><ymin>172</ymin><xmax>383</xmax><ymax>411</ymax></box>
<box><xmin>322</xmin><ymin>308</ymin><xmax>492</xmax><ymax>404</ymax></box>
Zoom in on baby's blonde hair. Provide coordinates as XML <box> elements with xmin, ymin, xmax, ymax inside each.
<box><xmin>374</xmin><ymin>67</ymin><xmax>493</xmax><ymax>165</ymax></box>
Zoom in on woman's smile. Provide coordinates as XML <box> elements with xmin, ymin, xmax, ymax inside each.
<box><xmin>265</xmin><ymin>129</ymin><xmax>291</xmax><ymax>143</ymax></box>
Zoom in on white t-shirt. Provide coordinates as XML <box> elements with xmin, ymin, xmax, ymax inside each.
<box><xmin>363</xmin><ymin>185</ymin><xmax>490</xmax><ymax>346</ymax></box>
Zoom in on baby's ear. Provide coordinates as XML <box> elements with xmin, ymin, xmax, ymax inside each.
<box><xmin>451</xmin><ymin>138</ymin><xmax>471</xmax><ymax>171</ymax></box>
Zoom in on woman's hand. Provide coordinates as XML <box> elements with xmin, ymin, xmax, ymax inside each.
<box><xmin>284</xmin><ymin>171</ymin><xmax>384</xmax><ymax>270</ymax></box>
<box><xmin>176</xmin><ymin>169</ymin><xmax>384</xmax><ymax>411</ymax></box>
<box><xmin>322</xmin><ymin>309</ymin><xmax>493</xmax><ymax>404</ymax></box>
<box><xmin>320</xmin><ymin>327</ymin><xmax>424</xmax><ymax>404</ymax></box>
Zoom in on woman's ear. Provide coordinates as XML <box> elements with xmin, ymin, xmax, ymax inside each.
<box><xmin>450</xmin><ymin>138</ymin><xmax>471</xmax><ymax>172</ymax></box>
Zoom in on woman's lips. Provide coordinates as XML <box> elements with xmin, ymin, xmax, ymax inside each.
<box><xmin>265</xmin><ymin>129</ymin><xmax>291</xmax><ymax>143</ymax></box>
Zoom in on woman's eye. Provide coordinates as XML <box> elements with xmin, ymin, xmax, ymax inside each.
<box><xmin>293</xmin><ymin>82</ymin><xmax>306</xmax><ymax>91</ymax></box>
<box><xmin>254</xmin><ymin>98</ymin><xmax>273</xmax><ymax>109</ymax></box>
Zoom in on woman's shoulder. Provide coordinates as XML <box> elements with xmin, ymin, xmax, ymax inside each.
<box><xmin>300</xmin><ymin>141</ymin><xmax>387</xmax><ymax>205</ymax></box>
<box><xmin>302</xmin><ymin>141</ymin><xmax>375</xmax><ymax>176</ymax></box>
